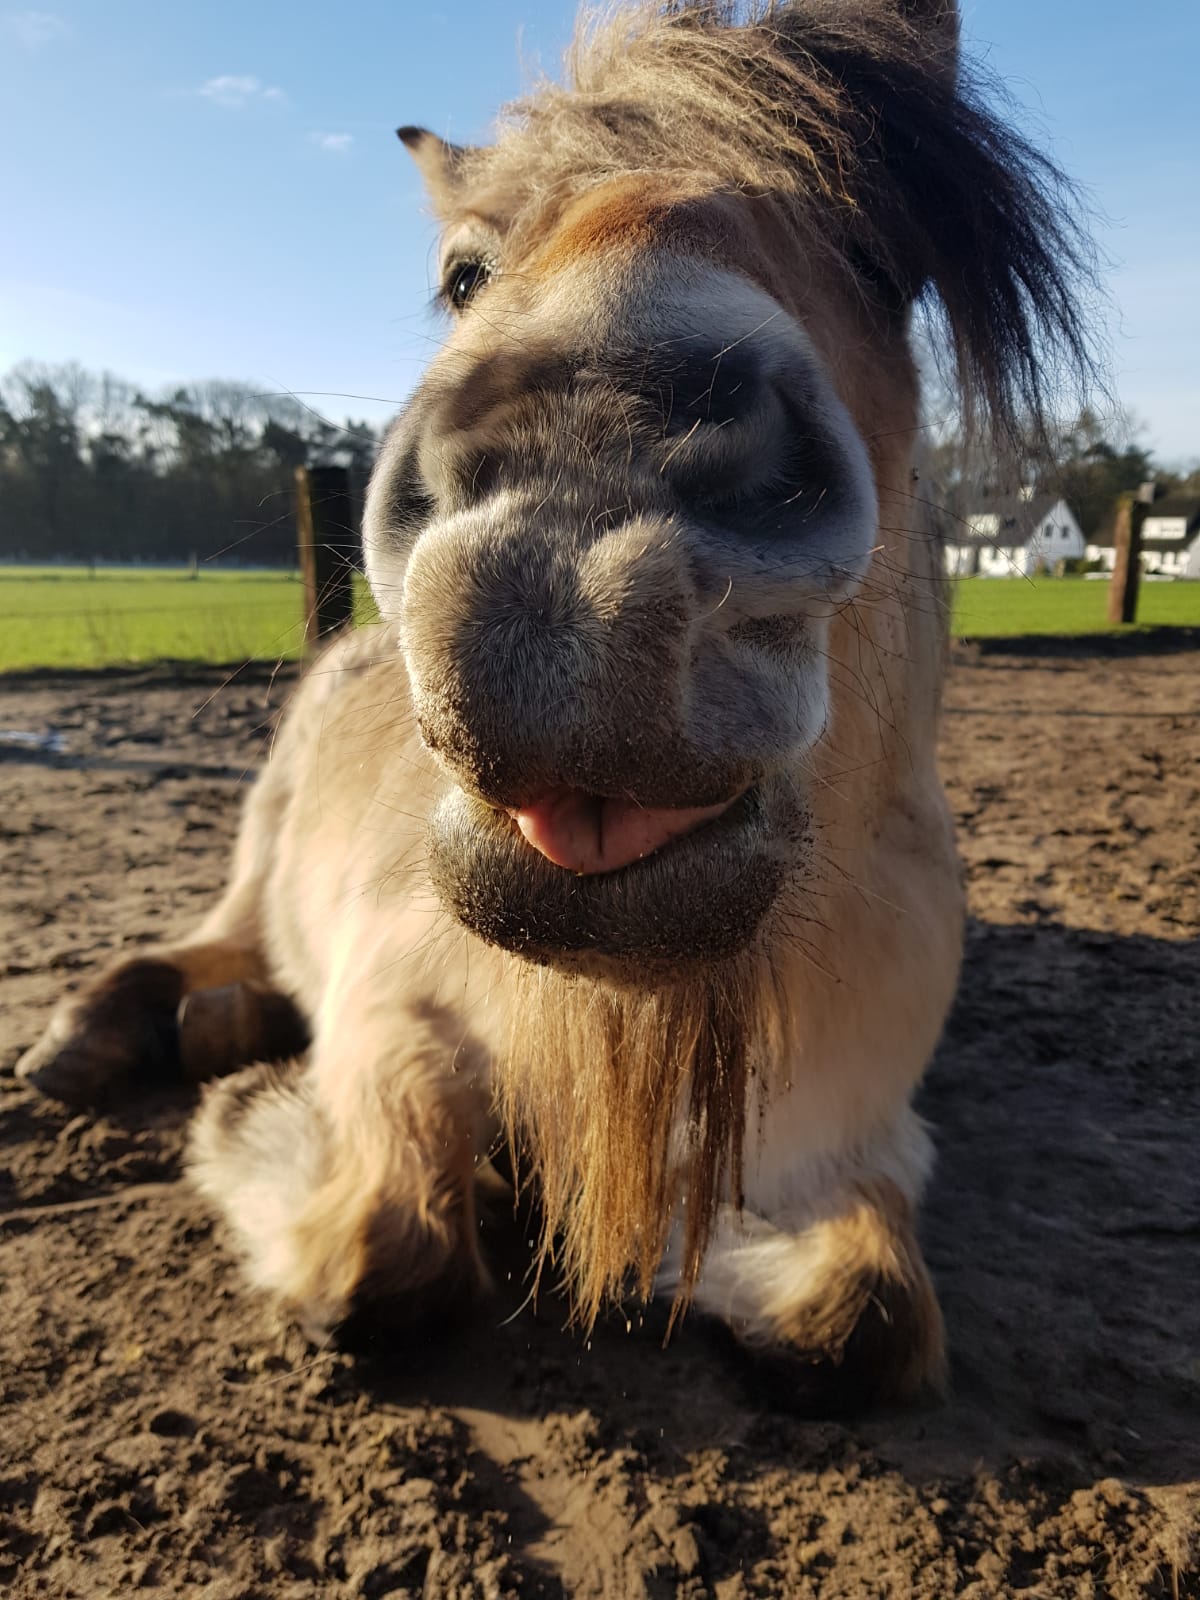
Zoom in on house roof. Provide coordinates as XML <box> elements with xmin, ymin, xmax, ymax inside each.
<box><xmin>957</xmin><ymin>491</ymin><xmax>1071</xmax><ymax>548</ymax></box>
<box><xmin>1088</xmin><ymin>495</ymin><xmax>1200</xmax><ymax>551</ymax></box>
<box><xmin>1142</xmin><ymin>494</ymin><xmax>1200</xmax><ymax>529</ymax></box>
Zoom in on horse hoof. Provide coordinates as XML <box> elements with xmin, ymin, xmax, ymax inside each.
<box><xmin>15</xmin><ymin>958</ymin><xmax>185</xmax><ymax>1107</ymax></box>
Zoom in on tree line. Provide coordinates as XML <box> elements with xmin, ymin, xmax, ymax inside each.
<box><xmin>927</xmin><ymin>406</ymin><xmax>1198</xmax><ymax>542</ymax></box>
<box><xmin>0</xmin><ymin>361</ymin><xmax>382</xmax><ymax>566</ymax></box>
<box><xmin>2</xmin><ymin>361</ymin><xmax>1194</xmax><ymax>567</ymax></box>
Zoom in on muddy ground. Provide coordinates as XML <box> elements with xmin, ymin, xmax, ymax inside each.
<box><xmin>1</xmin><ymin>635</ymin><xmax>1197</xmax><ymax>1599</ymax></box>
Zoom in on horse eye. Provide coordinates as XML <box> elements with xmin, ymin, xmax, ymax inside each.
<box><xmin>445</xmin><ymin>259</ymin><xmax>492</xmax><ymax>310</ymax></box>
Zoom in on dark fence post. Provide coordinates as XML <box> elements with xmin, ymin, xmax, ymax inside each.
<box><xmin>294</xmin><ymin>464</ymin><xmax>357</xmax><ymax>650</ymax></box>
<box><xmin>1107</xmin><ymin>487</ymin><xmax>1151</xmax><ymax>626</ymax></box>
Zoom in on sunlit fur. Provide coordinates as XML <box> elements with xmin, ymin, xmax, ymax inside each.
<box><xmin>19</xmin><ymin>0</ymin><xmax>1093</xmax><ymax>1407</ymax></box>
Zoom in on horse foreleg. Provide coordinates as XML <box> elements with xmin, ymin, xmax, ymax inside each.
<box><xmin>659</xmin><ymin>1102</ymin><xmax>945</xmax><ymax>1413</ymax></box>
<box><xmin>187</xmin><ymin>996</ymin><xmax>495</xmax><ymax>1338</ymax></box>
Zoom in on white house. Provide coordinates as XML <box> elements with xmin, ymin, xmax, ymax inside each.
<box><xmin>944</xmin><ymin>490</ymin><xmax>1086</xmax><ymax>577</ymax></box>
<box><xmin>1086</xmin><ymin>495</ymin><xmax>1200</xmax><ymax>578</ymax></box>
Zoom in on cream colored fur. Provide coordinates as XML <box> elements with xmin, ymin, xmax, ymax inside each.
<box><xmin>17</xmin><ymin>0</ymin><xmax>1097</xmax><ymax>1406</ymax></box>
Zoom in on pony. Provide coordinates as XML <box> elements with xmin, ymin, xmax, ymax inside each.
<box><xmin>19</xmin><ymin>0</ymin><xmax>1091</xmax><ymax>1409</ymax></box>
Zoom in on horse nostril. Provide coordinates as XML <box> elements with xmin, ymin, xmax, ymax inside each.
<box><xmin>638</xmin><ymin>343</ymin><xmax>763</xmax><ymax>434</ymax></box>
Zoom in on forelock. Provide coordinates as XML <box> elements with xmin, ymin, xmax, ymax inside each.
<box><xmin>456</xmin><ymin>0</ymin><xmax>1099</xmax><ymax>446</ymax></box>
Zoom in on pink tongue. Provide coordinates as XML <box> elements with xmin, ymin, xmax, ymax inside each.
<box><xmin>511</xmin><ymin>789</ymin><xmax>734</xmax><ymax>875</ymax></box>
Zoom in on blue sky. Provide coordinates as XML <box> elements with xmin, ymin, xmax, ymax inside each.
<box><xmin>1</xmin><ymin>1</ymin><xmax>1196</xmax><ymax>462</ymax></box>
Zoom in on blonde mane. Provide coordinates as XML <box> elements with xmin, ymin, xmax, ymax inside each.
<box><xmin>463</xmin><ymin>0</ymin><xmax>1095</xmax><ymax>440</ymax></box>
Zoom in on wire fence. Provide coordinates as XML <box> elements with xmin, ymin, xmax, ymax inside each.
<box><xmin>4</xmin><ymin>461</ymin><xmax>1200</xmax><ymax>672</ymax></box>
<box><xmin>0</xmin><ymin>467</ymin><xmax>376</xmax><ymax>672</ymax></box>
<box><xmin>0</xmin><ymin>569</ymin><xmax>384</xmax><ymax>673</ymax></box>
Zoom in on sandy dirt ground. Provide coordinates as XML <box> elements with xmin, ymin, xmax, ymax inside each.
<box><xmin>1</xmin><ymin>636</ymin><xmax>1198</xmax><ymax>1599</ymax></box>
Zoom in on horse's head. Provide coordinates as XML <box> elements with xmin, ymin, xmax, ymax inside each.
<box><xmin>369</xmin><ymin>174</ymin><xmax>883</xmax><ymax>971</ymax></box>
<box><xmin>365</xmin><ymin>0</ymin><xmax>1089</xmax><ymax>977</ymax></box>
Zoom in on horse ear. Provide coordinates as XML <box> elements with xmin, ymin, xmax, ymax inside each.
<box><xmin>397</xmin><ymin>126</ymin><xmax>474</xmax><ymax>212</ymax></box>
<box><xmin>895</xmin><ymin>0</ymin><xmax>959</xmax><ymax>69</ymax></box>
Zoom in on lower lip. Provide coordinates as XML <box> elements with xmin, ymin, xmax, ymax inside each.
<box><xmin>427</xmin><ymin>785</ymin><xmax>780</xmax><ymax>969</ymax></box>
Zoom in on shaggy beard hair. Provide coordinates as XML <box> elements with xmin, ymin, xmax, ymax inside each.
<box><xmin>495</xmin><ymin>953</ymin><xmax>788</xmax><ymax>1331</ymax></box>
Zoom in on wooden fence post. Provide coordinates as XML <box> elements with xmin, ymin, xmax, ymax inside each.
<box><xmin>294</xmin><ymin>464</ymin><xmax>357</xmax><ymax>650</ymax></box>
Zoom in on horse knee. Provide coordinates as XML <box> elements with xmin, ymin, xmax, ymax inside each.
<box><xmin>189</xmin><ymin>1061</ymin><xmax>491</xmax><ymax>1340</ymax></box>
<box><xmin>742</xmin><ymin>1184</ymin><xmax>944</xmax><ymax>1412</ymax></box>
<box><xmin>189</xmin><ymin>1062</ymin><xmax>328</xmax><ymax>1303</ymax></box>
<box><xmin>664</xmin><ymin>1181</ymin><xmax>944</xmax><ymax>1414</ymax></box>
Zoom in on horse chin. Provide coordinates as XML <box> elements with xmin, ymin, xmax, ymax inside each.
<box><xmin>427</xmin><ymin>784</ymin><xmax>796</xmax><ymax>978</ymax></box>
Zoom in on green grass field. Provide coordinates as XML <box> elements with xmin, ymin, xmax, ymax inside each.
<box><xmin>0</xmin><ymin>568</ymin><xmax>380</xmax><ymax>671</ymax></box>
<box><xmin>0</xmin><ymin>568</ymin><xmax>1196</xmax><ymax>671</ymax></box>
<box><xmin>950</xmin><ymin>575</ymin><xmax>1200</xmax><ymax>638</ymax></box>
